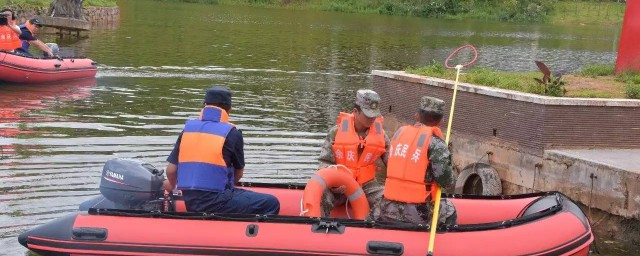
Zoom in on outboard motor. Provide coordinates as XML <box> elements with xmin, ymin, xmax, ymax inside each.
<box><xmin>79</xmin><ymin>158</ymin><xmax>165</xmax><ymax>211</ymax></box>
<box><xmin>45</xmin><ymin>43</ymin><xmax>60</xmax><ymax>56</ymax></box>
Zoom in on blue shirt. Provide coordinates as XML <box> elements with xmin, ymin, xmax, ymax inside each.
<box><xmin>18</xmin><ymin>24</ymin><xmax>36</xmax><ymax>52</ymax></box>
<box><xmin>167</xmin><ymin>127</ymin><xmax>245</xmax><ymax>170</ymax></box>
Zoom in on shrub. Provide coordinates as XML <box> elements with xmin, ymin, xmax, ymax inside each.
<box><xmin>625</xmin><ymin>83</ymin><xmax>640</xmax><ymax>99</ymax></box>
<box><xmin>533</xmin><ymin>61</ymin><xmax>566</xmax><ymax>97</ymax></box>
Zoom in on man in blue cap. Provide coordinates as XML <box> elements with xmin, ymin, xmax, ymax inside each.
<box><xmin>163</xmin><ymin>86</ymin><xmax>280</xmax><ymax>215</ymax></box>
<box><xmin>16</xmin><ymin>18</ymin><xmax>54</xmax><ymax>57</ymax></box>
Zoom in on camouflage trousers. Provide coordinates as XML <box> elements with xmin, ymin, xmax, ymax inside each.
<box><xmin>320</xmin><ymin>180</ymin><xmax>384</xmax><ymax>218</ymax></box>
<box><xmin>371</xmin><ymin>198</ymin><xmax>457</xmax><ymax>225</ymax></box>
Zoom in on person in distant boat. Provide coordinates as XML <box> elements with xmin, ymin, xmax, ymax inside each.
<box><xmin>371</xmin><ymin>96</ymin><xmax>457</xmax><ymax>225</ymax></box>
<box><xmin>163</xmin><ymin>86</ymin><xmax>280</xmax><ymax>215</ymax></box>
<box><xmin>0</xmin><ymin>9</ymin><xmax>22</xmax><ymax>52</ymax></box>
<box><xmin>16</xmin><ymin>18</ymin><xmax>54</xmax><ymax>57</ymax></box>
<box><xmin>317</xmin><ymin>89</ymin><xmax>391</xmax><ymax>217</ymax></box>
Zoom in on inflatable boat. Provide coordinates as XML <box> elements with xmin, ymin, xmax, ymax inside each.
<box><xmin>19</xmin><ymin>159</ymin><xmax>593</xmax><ymax>256</ymax></box>
<box><xmin>0</xmin><ymin>51</ymin><xmax>97</xmax><ymax>83</ymax></box>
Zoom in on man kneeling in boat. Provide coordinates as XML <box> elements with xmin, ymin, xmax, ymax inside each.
<box><xmin>318</xmin><ymin>89</ymin><xmax>390</xmax><ymax>218</ymax></box>
<box><xmin>15</xmin><ymin>18</ymin><xmax>54</xmax><ymax>57</ymax></box>
<box><xmin>163</xmin><ymin>86</ymin><xmax>280</xmax><ymax>215</ymax></box>
<box><xmin>372</xmin><ymin>96</ymin><xmax>457</xmax><ymax>225</ymax></box>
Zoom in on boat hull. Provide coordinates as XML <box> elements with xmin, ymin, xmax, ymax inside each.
<box><xmin>19</xmin><ymin>185</ymin><xmax>593</xmax><ymax>256</ymax></box>
<box><xmin>0</xmin><ymin>52</ymin><xmax>97</xmax><ymax>83</ymax></box>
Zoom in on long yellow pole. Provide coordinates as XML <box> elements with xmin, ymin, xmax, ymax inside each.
<box><xmin>427</xmin><ymin>64</ymin><xmax>462</xmax><ymax>256</ymax></box>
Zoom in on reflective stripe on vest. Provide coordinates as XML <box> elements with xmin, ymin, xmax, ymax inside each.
<box><xmin>384</xmin><ymin>125</ymin><xmax>444</xmax><ymax>203</ymax></box>
<box><xmin>331</xmin><ymin>112</ymin><xmax>386</xmax><ymax>185</ymax></box>
<box><xmin>0</xmin><ymin>26</ymin><xmax>21</xmax><ymax>51</ymax></box>
<box><xmin>177</xmin><ymin>106</ymin><xmax>235</xmax><ymax>192</ymax></box>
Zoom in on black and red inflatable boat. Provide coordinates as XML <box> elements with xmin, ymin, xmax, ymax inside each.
<box><xmin>19</xmin><ymin>159</ymin><xmax>593</xmax><ymax>255</ymax></box>
<box><xmin>0</xmin><ymin>51</ymin><xmax>97</xmax><ymax>83</ymax></box>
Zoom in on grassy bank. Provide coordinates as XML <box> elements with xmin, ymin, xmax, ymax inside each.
<box><xmin>550</xmin><ymin>1</ymin><xmax>625</xmax><ymax>25</ymax></box>
<box><xmin>406</xmin><ymin>63</ymin><xmax>640</xmax><ymax>99</ymax></box>
<box><xmin>154</xmin><ymin>0</ymin><xmax>626</xmax><ymax>25</ymax></box>
<box><xmin>0</xmin><ymin>0</ymin><xmax>117</xmax><ymax>8</ymax></box>
<box><xmin>2</xmin><ymin>0</ymin><xmax>625</xmax><ymax>24</ymax></box>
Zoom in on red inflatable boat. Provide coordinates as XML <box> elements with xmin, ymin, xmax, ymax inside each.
<box><xmin>0</xmin><ymin>51</ymin><xmax>97</xmax><ymax>83</ymax></box>
<box><xmin>18</xmin><ymin>159</ymin><xmax>593</xmax><ymax>256</ymax></box>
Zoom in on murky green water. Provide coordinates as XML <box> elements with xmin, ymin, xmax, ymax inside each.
<box><xmin>0</xmin><ymin>0</ymin><xmax>628</xmax><ymax>254</ymax></box>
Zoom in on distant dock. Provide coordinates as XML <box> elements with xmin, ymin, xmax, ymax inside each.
<box><xmin>38</xmin><ymin>16</ymin><xmax>90</xmax><ymax>38</ymax></box>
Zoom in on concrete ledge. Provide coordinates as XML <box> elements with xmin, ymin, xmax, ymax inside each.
<box><xmin>38</xmin><ymin>16</ymin><xmax>90</xmax><ymax>31</ymax></box>
<box><xmin>447</xmin><ymin>133</ymin><xmax>640</xmax><ymax>219</ymax></box>
<box><xmin>545</xmin><ymin>149</ymin><xmax>640</xmax><ymax>174</ymax></box>
<box><xmin>543</xmin><ymin>149</ymin><xmax>640</xmax><ymax>219</ymax></box>
<box><xmin>372</xmin><ymin>70</ymin><xmax>640</xmax><ymax>107</ymax></box>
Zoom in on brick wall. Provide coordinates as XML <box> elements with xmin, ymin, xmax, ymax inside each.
<box><xmin>372</xmin><ymin>71</ymin><xmax>640</xmax><ymax>156</ymax></box>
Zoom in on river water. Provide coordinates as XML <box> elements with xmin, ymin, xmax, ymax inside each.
<box><xmin>0</xmin><ymin>0</ymin><xmax>625</xmax><ymax>254</ymax></box>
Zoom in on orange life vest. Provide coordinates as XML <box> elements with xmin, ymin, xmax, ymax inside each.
<box><xmin>177</xmin><ymin>106</ymin><xmax>236</xmax><ymax>192</ymax></box>
<box><xmin>384</xmin><ymin>124</ymin><xmax>444</xmax><ymax>203</ymax></box>
<box><xmin>331</xmin><ymin>112</ymin><xmax>386</xmax><ymax>185</ymax></box>
<box><xmin>0</xmin><ymin>26</ymin><xmax>21</xmax><ymax>51</ymax></box>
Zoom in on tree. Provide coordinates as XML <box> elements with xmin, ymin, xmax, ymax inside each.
<box><xmin>47</xmin><ymin>0</ymin><xmax>85</xmax><ymax>20</ymax></box>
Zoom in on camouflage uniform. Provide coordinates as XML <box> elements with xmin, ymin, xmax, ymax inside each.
<box><xmin>317</xmin><ymin>90</ymin><xmax>391</xmax><ymax>217</ymax></box>
<box><xmin>371</xmin><ymin>96</ymin><xmax>457</xmax><ymax>225</ymax></box>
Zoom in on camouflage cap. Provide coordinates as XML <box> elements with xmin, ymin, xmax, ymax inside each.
<box><xmin>420</xmin><ymin>96</ymin><xmax>445</xmax><ymax>115</ymax></box>
<box><xmin>355</xmin><ymin>89</ymin><xmax>381</xmax><ymax>118</ymax></box>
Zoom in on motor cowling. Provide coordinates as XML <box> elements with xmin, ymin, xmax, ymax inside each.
<box><xmin>99</xmin><ymin>158</ymin><xmax>164</xmax><ymax>208</ymax></box>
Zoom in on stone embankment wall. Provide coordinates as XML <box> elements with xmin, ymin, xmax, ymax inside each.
<box><xmin>372</xmin><ymin>70</ymin><xmax>640</xmax><ymax>220</ymax></box>
<box><xmin>83</xmin><ymin>7</ymin><xmax>119</xmax><ymax>25</ymax></box>
<box><xmin>13</xmin><ymin>7</ymin><xmax>119</xmax><ymax>26</ymax></box>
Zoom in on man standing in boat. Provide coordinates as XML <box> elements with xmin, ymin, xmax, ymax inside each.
<box><xmin>318</xmin><ymin>89</ymin><xmax>390</xmax><ymax>217</ymax></box>
<box><xmin>16</xmin><ymin>18</ymin><xmax>54</xmax><ymax>57</ymax></box>
<box><xmin>372</xmin><ymin>96</ymin><xmax>457</xmax><ymax>225</ymax></box>
<box><xmin>163</xmin><ymin>86</ymin><xmax>280</xmax><ymax>215</ymax></box>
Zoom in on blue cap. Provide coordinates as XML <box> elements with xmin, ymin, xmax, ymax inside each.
<box><xmin>29</xmin><ymin>18</ymin><xmax>42</xmax><ymax>26</ymax></box>
<box><xmin>204</xmin><ymin>86</ymin><xmax>231</xmax><ymax>108</ymax></box>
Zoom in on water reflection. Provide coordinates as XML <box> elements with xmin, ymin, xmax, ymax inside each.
<box><xmin>0</xmin><ymin>78</ymin><xmax>96</xmax><ymax>145</ymax></box>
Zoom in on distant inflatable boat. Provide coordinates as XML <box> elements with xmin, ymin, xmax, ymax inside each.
<box><xmin>18</xmin><ymin>159</ymin><xmax>593</xmax><ymax>256</ymax></box>
<box><xmin>0</xmin><ymin>51</ymin><xmax>97</xmax><ymax>83</ymax></box>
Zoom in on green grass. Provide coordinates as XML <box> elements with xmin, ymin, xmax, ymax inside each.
<box><xmin>626</xmin><ymin>83</ymin><xmax>640</xmax><ymax>99</ymax></box>
<box><xmin>407</xmin><ymin>63</ymin><xmax>640</xmax><ymax>99</ymax></box>
<box><xmin>580</xmin><ymin>64</ymin><xmax>615</xmax><ymax>78</ymax></box>
<box><xmin>153</xmin><ymin>0</ymin><xmax>218</xmax><ymax>4</ymax></box>
<box><xmin>617</xmin><ymin>72</ymin><xmax>640</xmax><ymax>99</ymax></box>
<box><xmin>0</xmin><ymin>0</ymin><xmax>117</xmax><ymax>8</ymax></box>
<box><xmin>85</xmin><ymin>0</ymin><xmax>117</xmax><ymax>7</ymax></box>
<box><xmin>407</xmin><ymin>63</ymin><xmax>544</xmax><ymax>95</ymax></box>
<box><xmin>152</xmin><ymin>0</ymin><xmax>625</xmax><ymax>25</ymax></box>
<box><xmin>568</xmin><ymin>89</ymin><xmax>616</xmax><ymax>98</ymax></box>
